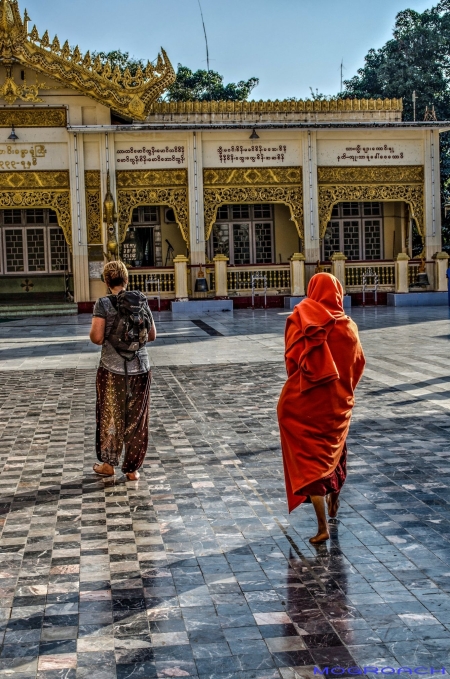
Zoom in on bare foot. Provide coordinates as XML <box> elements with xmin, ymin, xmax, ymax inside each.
<box><xmin>93</xmin><ymin>462</ymin><xmax>115</xmax><ymax>477</ymax></box>
<box><xmin>326</xmin><ymin>492</ymin><xmax>340</xmax><ymax>518</ymax></box>
<box><xmin>126</xmin><ymin>471</ymin><xmax>140</xmax><ymax>481</ymax></box>
<box><xmin>309</xmin><ymin>528</ymin><xmax>330</xmax><ymax>544</ymax></box>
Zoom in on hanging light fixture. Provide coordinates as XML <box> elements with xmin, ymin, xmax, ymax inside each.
<box><xmin>8</xmin><ymin>125</ymin><xmax>18</xmax><ymax>142</ymax></box>
<box><xmin>249</xmin><ymin>128</ymin><xmax>259</xmax><ymax>140</ymax></box>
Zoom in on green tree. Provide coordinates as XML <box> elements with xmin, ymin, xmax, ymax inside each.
<box><xmin>93</xmin><ymin>52</ymin><xmax>259</xmax><ymax>102</ymax></box>
<box><xmin>165</xmin><ymin>64</ymin><xmax>259</xmax><ymax>102</ymax></box>
<box><xmin>341</xmin><ymin>1</ymin><xmax>450</xmax><ymax>248</ymax></box>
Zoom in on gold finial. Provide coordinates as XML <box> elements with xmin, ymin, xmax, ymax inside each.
<box><xmin>0</xmin><ymin>0</ymin><xmax>175</xmax><ymax>119</ymax></box>
<box><xmin>104</xmin><ymin>171</ymin><xmax>118</xmax><ymax>261</ymax></box>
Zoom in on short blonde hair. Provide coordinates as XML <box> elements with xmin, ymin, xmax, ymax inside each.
<box><xmin>103</xmin><ymin>260</ymin><xmax>128</xmax><ymax>289</ymax></box>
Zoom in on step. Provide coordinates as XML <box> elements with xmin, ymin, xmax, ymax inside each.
<box><xmin>0</xmin><ymin>303</ymin><xmax>78</xmax><ymax>318</ymax></box>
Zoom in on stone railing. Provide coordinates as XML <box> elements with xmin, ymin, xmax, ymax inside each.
<box><xmin>408</xmin><ymin>261</ymin><xmax>421</xmax><ymax>286</ymax></box>
<box><xmin>127</xmin><ymin>268</ymin><xmax>175</xmax><ymax>296</ymax></box>
<box><xmin>127</xmin><ymin>251</ymin><xmax>450</xmax><ymax>303</ymax></box>
<box><xmin>345</xmin><ymin>261</ymin><xmax>396</xmax><ymax>290</ymax></box>
<box><xmin>226</xmin><ymin>265</ymin><xmax>291</xmax><ymax>294</ymax></box>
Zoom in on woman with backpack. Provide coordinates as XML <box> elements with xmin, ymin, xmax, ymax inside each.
<box><xmin>89</xmin><ymin>260</ymin><xmax>156</xmax><ymax>481</ymax></box>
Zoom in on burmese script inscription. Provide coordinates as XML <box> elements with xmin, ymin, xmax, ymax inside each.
<box><xmin>116</xmin><ymin>145</ymin><xmax>186</xmax><ymax>168</ymax></box>
<box><xmin>217</xmin><ymin>144</ymin><xmax>288</xmax><ymax>165</ymax></box>
<box><xmin>337</xmin><ymin>144</ymin><xmax>403</xmax><ymax>163</ymax></box>
<box><xmin>0</xmin><ymin>144</ymin><xmax>47</xmax><ymax>170</ymax></box>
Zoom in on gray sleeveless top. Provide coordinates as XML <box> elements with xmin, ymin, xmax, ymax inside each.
<box><xmin>93</xmin><ymin>296</ymin><xmax>151</xmax><ymax>375</ymax></box>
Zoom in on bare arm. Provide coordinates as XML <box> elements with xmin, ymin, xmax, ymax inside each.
<box><xmin>90</xmin><ymin>317</ymin><xmax>106</xmax><ymax>345</ymax></box>
<box><xmin>149</xmin><ymin>320</ymin><xmax>157</xmax><ymax>342</ymax></box>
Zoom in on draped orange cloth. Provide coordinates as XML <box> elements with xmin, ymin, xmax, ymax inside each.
<box><xmin>277</xmin><ymin>273</ymin><xmax>365</xmax><ymax>513</ymax></box>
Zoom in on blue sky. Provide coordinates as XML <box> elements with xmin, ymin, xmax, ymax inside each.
<box><xmin>25</xmin><ymin>0</ymin><xmax>435</xmax><ymax>100</ymax></box>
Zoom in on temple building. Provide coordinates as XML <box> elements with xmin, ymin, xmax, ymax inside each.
<box><xmin>0</xmin><ymin>0</ymin><xmax>448</xmax><ymax>314</ymax></box>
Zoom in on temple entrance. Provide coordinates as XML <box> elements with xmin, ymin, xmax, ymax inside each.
<box><xmin>207</xmin><ymin>203</ymin><xmax>301</xmax><ymax>265</ymax></box>
<box><xmin>121</xmin><ymin>204</ymin><xmax>186</xmax><ymax>268</ymax></box>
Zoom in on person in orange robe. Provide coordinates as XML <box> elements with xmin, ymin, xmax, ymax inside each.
<box><xmin>277</xmin><ymin>272</ymin><xmax>365</xmax><ymax>543</ymax></box>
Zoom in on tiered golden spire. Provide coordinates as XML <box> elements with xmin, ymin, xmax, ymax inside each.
<box><xmin>0</xmin><ymin>0</ymin><xmax>176</xmax><ymax>119</ymax></box>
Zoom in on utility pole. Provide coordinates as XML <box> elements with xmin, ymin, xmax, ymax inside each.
<box><xmin>412</xmin><ymin>90</ymin><xmax>417</xmax><ymax>122</ymax></box>
<box><xmin>340</xmin><ymin>59</ymin><xmax>344</xmax><ymax>92</ymax></box>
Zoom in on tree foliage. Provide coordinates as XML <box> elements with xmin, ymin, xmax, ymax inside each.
<box><xmin>341</xmin><ymin>1</ymin><xmax>450</xmax><ymax>247</ymax></box>
<box><xmin>92</xmin><ymin>52</ymin><xmax>259</xmax><ymax>102</ymax></box>
<box><xmin>93</xmin><ymin>50</ymin><xmax>145</xmax><ymax>77</ymax></box>
<box><xmin>165</xmin><ymin>64</ymin><xmax>259</xmax><ymax>102</ymax></box>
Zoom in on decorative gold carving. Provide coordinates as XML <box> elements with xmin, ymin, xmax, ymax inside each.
<box><xmin>117</xmin><ymin>169</ymin><xmax>189</xmax><ymax>244</ymax></box>
<box><xmin>0</xmin><ymin>169</ymin><xmax>68</xmax><ymax>188</ymax></box>
<box><xmin>0</xmin><ymin>106</ymin><xmax>66</xmax><ymax>126</ymax></box>
<box><xmin>204</xmin><ymin>167</ymin><xmax>301</xmax><ymax>186</ymax></box>
<box><xmin>85</xmin><ymin>170</ymin><xmax>101</xmax><ymax>245</ymax></box>
<box><xmin>318</xmin><ymin>165</ymin><xmax>424</xmax><ymax>237</ymax></box>
<box><xmin>0</xmin><ymin>64</ymin><xmax>45</xmax><ymax>103</ymax></box>
<box><xmin>203</xmin><ymin>166</ymin><xmax>303</xmax><ymax>240</ymax></box>
<box><xmin>150</xmin><ymin>98</ymin><xmax>403</xmax><ymax>115</ymax></box>
<box><xmin>0</xmin><ymin>169</ymin><xmax>71</xmax><ymax>245</ymax></box>
<box><xmin>318</xmin><ymin>166</ymin><xmax>424</xmax><ymax>185</ymax></box>
<box><xmin>117</xmin><ymin>169</ymin><xmax>188</xmax><ymax>188</ymax></box>
<box><xmin>0</xmin><ymin>0</ymin><xmax>175</xmax><ymax>120</ymax></box>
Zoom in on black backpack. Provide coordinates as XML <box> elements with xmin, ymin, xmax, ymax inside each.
<box><xmin>107</xmin><ymin>290</ymin><xmax>153</xmax><ymax>395</ymax></box>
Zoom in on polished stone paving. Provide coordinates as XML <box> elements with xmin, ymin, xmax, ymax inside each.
<box><xmin>1</xmin><ymin>308</ymin><xmax>450</xmax><ymax>677</ymax></box>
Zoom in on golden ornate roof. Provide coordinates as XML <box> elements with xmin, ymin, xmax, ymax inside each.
<box><xmin>0</xmin><ymin>0</ymin><xmax>176</xmax><ymax>119</ymax></box>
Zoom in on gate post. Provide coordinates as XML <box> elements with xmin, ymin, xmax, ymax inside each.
<box><xmin>213</xmin><ymin>254</ymin><xmax>229</xmax><ymax>298</ymax></box>
<box><xmin>174</xmin><ymin>255</ymin><xmax>189</xmax><ymax>301</ymax></box>
<box><xmin>290</xmin><ymin>253</ymin><xmax>306</xmax><ymax>297</ymax></box>
<box><xmin>331</xmin><ymin>252</ymin><xmax>347</xmax><ymax>293</ymax></box>
<box><xmin>433</xmin><ymin>252</ymin><xmax>449</xmax><ymax>291</ymax></box>
<box><xmin>395</xmin><ymin>253</ymin><xmax>409</xmax><ymax>293</ymax></box>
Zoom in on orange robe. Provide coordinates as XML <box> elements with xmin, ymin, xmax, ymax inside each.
<box><xmin>277</xmin><ymin>295</ymin><xmax>365</xmax><ymax>513</ymax></box>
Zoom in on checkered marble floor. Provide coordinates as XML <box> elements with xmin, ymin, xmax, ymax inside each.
<box><xmin>1</xmin><ymin>308</ymin><xmax>450</xmax><ymax>678</ymax></box>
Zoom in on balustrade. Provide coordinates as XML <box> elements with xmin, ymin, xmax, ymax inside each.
<box><xmin>408</xmin><ymin>262</ymin><xmax>420</xmax><ymax>286</ymax></box>
<box><xmin>227</xmin><ymin>265</ymin><xmax>290</xmax><ymax>293</ymax></box>
<box><xmin>127</xmin><ymin>268</ymin><xmax>175</xmax><ymax>295</ymax></box>
<box><xmin>345</xmin><ymin>262</ymin><xmax>395</xmax><ymax>288</ymax></box>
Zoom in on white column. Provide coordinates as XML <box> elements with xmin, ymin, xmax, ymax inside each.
<box><xmin>423</xmin><ymin>128</ymin><xmax>442</xmax><ymax>260</ymax></box>
<box><xmin>187</xmin><ymin>131</ymin><xmax>205</xmax><ymax>266</ymax></box>
<box><xmin>302</xmin><ymin>130</ymin><xmax>321</xmax><ymax>264</ymax></box>
<box><xmin>68</xmin><ymin>132</ymin><xmax>90</xmax><ymax>303</ymax></box>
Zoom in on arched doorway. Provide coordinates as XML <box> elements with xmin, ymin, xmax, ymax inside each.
<box><xmin>321</xmin><ymin>200</ymin><xmax>418</xmax><ymax>261</ymax></box>
<box><xmin>203</xmin><ymin>167</ymin><xmax>304</xmax><ymax>260</ymax></box>
<box><xmin>318</xmin><ymin>166</ymin><xmax>424</xmax><ymax>259</ymax></box>
<box><xmin>207</xmin><ymin>202</ymin><xmax>301</xmax><ymax>265</ymax></box>
<box><xmin>116</xmin><ymin>169</ymin><xmax>189</xmax><ymax>252</ymax></box>
<box><xmin>0</xmin><ymin>171</ymin><xmax>73</xmax><ymax>303</ymax></box>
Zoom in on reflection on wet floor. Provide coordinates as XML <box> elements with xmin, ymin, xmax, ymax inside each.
<box><xmin>1</xmin><ymin>341</ymin><xmax>450</xmax><ymax>677</ymax></box>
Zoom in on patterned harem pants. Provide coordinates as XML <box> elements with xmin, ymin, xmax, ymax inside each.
<box><xmin>96</xmin><ymin>366</ymin><xmax>151</xmax><ymax>474</ymax></box>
